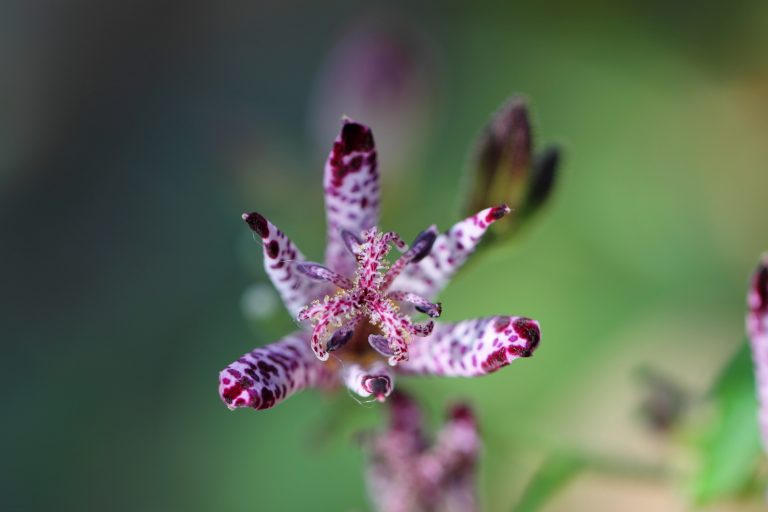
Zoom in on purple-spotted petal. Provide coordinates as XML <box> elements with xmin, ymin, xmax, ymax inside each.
<box><xmin>425</xmin><ymin>404</ymin><xmax>480</xmax><ymax>512</ymax></box>
<box><xmin>397</xmin><ymin>316</ymin><xmax>540</xmax><ymax>377</ymax></box>
<box><xmin>747</xmin><ymin>254</ymin><xmax>768</xmax><ymax>450</ymax></box>
<box><xmin>242</xmin><ymin>212</ymin><xmax>332</xmax><ymax>318</ymax></box>
<box><xmin>219</xmin><ymin>331</ymin><xmax>336</xmax><ymax>411</ymax></box>
<box><xmin>324</xmin><ymin>119</ymin><xmax>380</xmax><ymax>276</ymax></box>
<box><xmin>391</xmin><ymin>205</ymin><xmax>511</xmax><ymax>300</ymax></box>
<box><xmin>342</xmin><ymin>361</ymin><xmax>394</xmax><ymax>402</ymax></box>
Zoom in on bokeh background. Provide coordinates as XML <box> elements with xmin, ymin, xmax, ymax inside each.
<box><xmin>3</xmin><ymin>1</ymin><xmax>768</xmax><ymax>510</ymax></box>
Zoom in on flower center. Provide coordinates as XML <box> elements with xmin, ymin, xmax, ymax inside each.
<box><xmin>297</xmin><ymin>226</ymin><xmax>441</xmax><ymax>365</ymax></box>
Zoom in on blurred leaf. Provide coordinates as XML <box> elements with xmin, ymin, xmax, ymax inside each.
<box><xmin>512</xmin><ymin>453</ymin><xmax>585</xmax><ymax>512</ymax></box>
<box><xmin>691</xmin><ymin>341</ymin><xmax>761</xmax><ymax>503</ymax></box>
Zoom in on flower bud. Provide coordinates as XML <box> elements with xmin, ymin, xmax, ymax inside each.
<box><xmin>465</xmin><ymin>97</ymin><xmax>562</xmax><ymax>238</ymax></box>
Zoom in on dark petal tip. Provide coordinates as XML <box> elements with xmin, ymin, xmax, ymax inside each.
<box><xmin>340</xmin><ymin>120</ymin><xmax>374</xmax><ymax>153</ymax></box>
<box><xmin>367</xmin><ymin>377</ymin><xmax>390</xmax><ymax>400</ymax></box>
<box><xmin>448</xmin><ymin>403</ymin><xmax>475</xmax><ymax>422</ymax></box>
<box><xmin>754</xmin><ymin>258</ymin><xmax>768</xmax><ymax>313</ymax></box>
<box><xmin>242</xmin><ymin>212</ymin><xmax>269</xmax><ymax>238</ymax></box>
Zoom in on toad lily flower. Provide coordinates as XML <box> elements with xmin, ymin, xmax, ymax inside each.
<box><xmin>219</xmin><ymin>119</ymin><xmax>541</xmax><ymax>410</ymax></box>
<box><xmin>747</xmin><ymin>253</ymin><xmax>768</xmax><ymax>450</ymax></box>
<box><xmin>362</xmin><ymin>392</ymin><xmax>481</xmax><ymax>512</ymax></box>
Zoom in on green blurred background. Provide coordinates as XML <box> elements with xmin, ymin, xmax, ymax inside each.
<box><xmin>3</xmin><ymin>0</ymin><xmax>768</xmax><ymax>510</ymax></box>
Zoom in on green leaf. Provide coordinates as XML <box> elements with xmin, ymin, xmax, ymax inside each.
<box><xmin>691</xmin><ymin>341</ymin><xmax>761</xmax><ymax>503</ymax></box>
<box><xmin>512</xmin><ymin>453</ymin><xmax>585</xmax><ymax>512</ymax></box>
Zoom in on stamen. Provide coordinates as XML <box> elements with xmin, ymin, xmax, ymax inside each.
<box><xmin>369</xmin><ymin>334</ymin><xmax>395</xmax><ymax>357</ymax></box>
<box><xmin>295</xmin><ymin>262</ymin><xmax>353</xmax><ymax>289</ymax></box>
<box><xmin>327</xmin><ymin>324</ymin><xmax>355</xmax><ymax>352</ymax></box>
<box><xmin>387</xmin><ymin>291</ymin><xmax>442</xmax><ymax>318</ymax></box>
<box><xmin>341</xmin><ymin>229</ymin><xmax>363</xmax><ymax>257</ymax></box>
<box><xmin>408</xmin><ymin>227</ymin><xmax>438</xmax><ymax>263</ymax></box>
<box><xmin>381</xmin><ymin>231</ymin><xmax>407</xmax><ymax>252</ymax></box>
<box><xmin>381</xmin><ymin>226</ymin><xmax>438</xmax><ymax>290</ymax></box>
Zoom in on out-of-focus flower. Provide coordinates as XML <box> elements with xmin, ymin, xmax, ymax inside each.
<box><xmin>240</xmin><ymin>282</ymin><xmax>280</xmax><ymax>320</ymax></box>
<box><xmin>635</xmin><ymin>366</ymin><xmax>688</xmax><ymax>434</ymax></box>
<box><xmin>219</xmin><ymin>119</ymin><xmax>541</xmax><ymax>410</ymax></box>
<box><xmin>465</xmin><ymin>97</ymin><xmax>561</xmax><ymax>238</ymax></box>
<box><xmin>363</xmin><ymin>392</ymin><xmax>480</xmax><ymax>512</ymax></box>
<box><xmin>747</xmin><ymin>253</ymin><xmax>768</xmax><ymax>449</ymax></box>
<box><xmin>309</xmin><ymin>18</ymin><xmax>435</xmax><ymax>178</ymax></box>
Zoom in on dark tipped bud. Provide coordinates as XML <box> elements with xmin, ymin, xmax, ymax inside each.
<box><xmin>463</xmin><ymin>96</ymin><xmax>562</xmax><ymax>242</ymax></box>
<box><xmin>368</xmin><ymin>334</ymin><xmax>395</xmax><ymax>356</ymax></box>
<box><xmin>466</xmin><ymin>98</ymin><xmax>531</xmax><ymax>219</ymax></box>
<box><xmin>326</xmin><ymin>327</ymin><xmax>353</xmax><ymax>352</ymax></box>
<box><xmin>242</xmin><ymin>212</ymin><xmax>269</xmax><ymax>238</ymax></box>
<box><xmin>521</xmin><ymin>146</ymin><xmax>560</xmax><ymax>218</ymax></box>
<box><xmin>447</xmin><ymin>403</ymin><xmax>475</xmax><ymax>423</ymax></box>
<box><xmin>409</xmin><ymin>228</ymin><xmax>437</xmax><ymax>263</ymax></box>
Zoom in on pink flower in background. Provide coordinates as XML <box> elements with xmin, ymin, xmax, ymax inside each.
<box><xmin>747</xmin><ymin>254</ymin><xmax>768</xmax><ymax>449</ymax></box>
<box><xmin>310</xmin><ymin>17</ymin><xmax>435</xmax><ymax>177</ymax></box>
<box><xmin>219</xmin><ymin>119</ymin><xmax>541</xmax><ymax>410</ymax></box>
<box><xmin>362</xmin><ymin>392</ymin><xmax>480</xmax><ymax>512</ymax></box>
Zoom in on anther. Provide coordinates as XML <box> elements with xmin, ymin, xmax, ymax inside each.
<box><xmin>295</xmin><ymin>262</ymin><xmax>353</xmax><ymax>289</ymax></box>
<box><xmin>408</xmin><ymin>227</ymin><xmax>438</xmax><ymax>263</ymax></box>
<box><xmin>341</xmin><ymin>229</ymin><xmax>363</xmax><ymax>256</ymax></box>
<box><xmin>368</xmin><ymin>334</ymin><xmax>395</xmax><ymax>357</ymax></box>
<box><xmin>327</xmin><ymin>327</ymin><xmax>354</xmax><ymax>352</ymax></box>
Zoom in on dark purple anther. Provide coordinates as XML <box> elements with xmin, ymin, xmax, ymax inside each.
<box><xmin>369</xmin><ymin>334</ymin><xmax>395</xmax><ymax>356</ymax></box>
<box><xmin>296</xmin><ymin>263</ymin><xmax>329</xmax><ymax>281</ymax></box>
<box><xmin>242</xmin><ymin>212</ymin><xmax>269</xmax><ymax>238</ymax></box>
<box><xmin>327</xmin><ymin>328</ymin><xmax>353</xmax><ymax>352</ymax></box>
<box><xmin>415</xmin><ymin>301</ymin><xmax>442</xmax><ymax>318</ymax></box>
<box><xmin>409</xmin><ymin>229</ymin><xmax>437</xmax><ymax>263</ymax></box>
<box><xmin>341</xmin><ymin>229</ymin><xmax>363</xmax><ymax>256</ymax></box>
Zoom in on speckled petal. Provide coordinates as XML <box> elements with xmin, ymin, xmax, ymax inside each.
<box><xmin>219</xmin><ymin>331</ymin><xmax>335</xmax><ymax>411</ymax></box>
<box><xmin>397</xmin><ymin>316</ymin><xmax>540</xmax><ymax>377</ymax></box>
<box><xmin>324</xmin><ymin>119</ymin><xmax>381</xmax><ymax>276</ymax></box>
<box><xmin>432</xmin><ymin>405</ymin><xmax>480</xmax><ymax>512</ymax></box>
<box><xmin>242</xmin><ymin>212</ymin><xmax>333</xmax><ymax>318</ymax></box>
<box><xmin>342</xmin><ymin>361</ymin><xmax>394</xmax><ymax>401</ymax></box>
<box><xmin>391</xmin><ymin>205</ymin><xmax>511</xmax><ymax>300</ymax></box>
<box><xmin>747</xmin><ymin>254</ymin><xmax>768</xmax><ymax>450</ymax></box>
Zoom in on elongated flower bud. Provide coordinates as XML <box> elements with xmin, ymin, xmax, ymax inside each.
<box><xmin>465</xmin><ymin>97</ymin><xmax>561</xmax><ymax>238</ymax></box>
